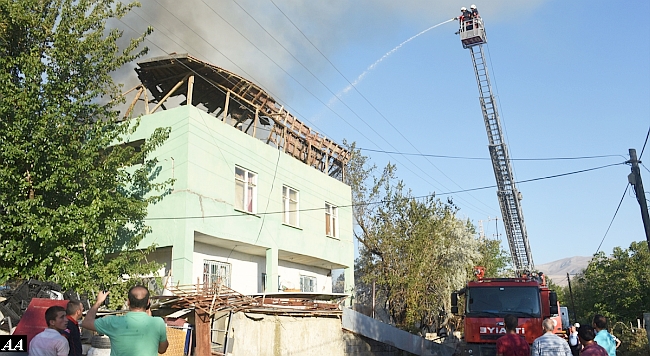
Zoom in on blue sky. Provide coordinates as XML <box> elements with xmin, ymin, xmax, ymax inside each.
<box><xmin>116</xmin><ymin>0</ymin><xmax>650</xmax><ymax>265</ymax></box>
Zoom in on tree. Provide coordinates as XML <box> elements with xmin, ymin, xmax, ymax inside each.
<box><xmin>0</xmin><ymin>0</ymin><xmax>171</xmax><ymax>300</ymax></box>
<box><xmin>569</xmin><ymin>241</ymin><xmax>650</xmax><ymax>324</ymax></box>
<box><xmin>346</xmin><ymin>142</ymin><xmax>503</xmax><ymax>330</ymax></box>
<box><xmin>475</xmin><ymin>237</ymin><xmax>512</xmax><ymax>278</ymax></box>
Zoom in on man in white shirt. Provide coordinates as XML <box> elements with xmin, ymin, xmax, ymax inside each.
<box><xmin>531</xmin><ymin>318</ymin><xmax>572</xmax><ymax>356</ymax></box>
<box><xmin>29</xmin><ymin>305</ymin><xmax>70</xmax><ymax>356</ymax></box>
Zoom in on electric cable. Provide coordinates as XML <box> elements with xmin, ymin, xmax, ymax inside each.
<box><xmin>595</xmin><ymin>184</ymin><xmax>630</xmax><ymax>254</ymax></box>
<box><xmin>639</xmin><ymin>124</ymin><xmax>650</xmax><ymax>159</ymax></box>
<box><xmin>358</xmin><ymin>148</ymin><xmax>624</xmax><ymax>161</ymax></box>
<box><xmin>641</xmin><ymin>163</ymin><xmax>650</xmax><ymax>175</ymax></box>
<box><xmin>143</xmin><ymin>161</ymin><xmax>625</xmax><ymax>221</ymax></box>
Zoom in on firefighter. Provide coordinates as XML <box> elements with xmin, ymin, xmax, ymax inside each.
<box><xmin>470</xmin><ymin>4</ymin><xmax>480</xmax><ymax>19</ymax></box>
<box><xmin>455</xmin><ymin>7</ymin><xmax>473</xmax><ymax>32</ymax></box>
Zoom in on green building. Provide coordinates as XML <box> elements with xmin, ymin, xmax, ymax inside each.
<box><xmin>125</xmin><ymin>54</ymin><xmax>354</xmax><ymax>296</ymax></box>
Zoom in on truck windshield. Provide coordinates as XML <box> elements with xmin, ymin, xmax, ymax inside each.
<box><xmin>466</xmin><ymin>286</ymin><xmax>540</xmax><ymax>316</ymax></box>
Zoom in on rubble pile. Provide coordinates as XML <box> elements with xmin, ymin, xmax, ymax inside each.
<box><xmin>158</xmin><ymin>283</ymin><xmax>344</xmax><ymax>317</ymax></box>
<box><xmin>0</xmin><ymin>279</ymin><xmax>66</xmax><ymax>331</ymax></box>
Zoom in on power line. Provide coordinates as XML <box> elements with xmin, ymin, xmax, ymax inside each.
<box><xmin>641</xmin><ymin>163</ymin><xmax>650</xmax><ymax>175</ymax></box>
<box><xmin>358</xmin><ymin>148</ymin><xmax>624</xmax><ymax>161</ymax></box>
<box><xmin>596</xmin><ymin>184</ymin><xmax>630</xmax><ymax>254</ymax></box>
<box><xmin>143</xmin><ymin>161</ymin><xmax>625</xmax><ymax>221</ymax></box>
<box><xmin>639</xmin><ymin>124</ymin><xmax>650</xmax><ymax>159</ymax></box>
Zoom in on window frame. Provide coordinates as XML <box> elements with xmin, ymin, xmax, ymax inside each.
<box><xmin>299</xmin><ymin>275</ymin><xmax>317</xmax><ymax>293</ymax></box>
<box><xmin>235</xmin><ymin>166</ymin><xmax>257</xmax><ymax>214</ymax></box>
<box><xmin>282</xmin><ymin>185</ymin><xmax>299</xmax><ymax>227</ymax></box>
<box><xmin>202</xmin><ymin>260</ymin><xmax>232</xmax><ymax>288</ymax></box>
<box><xmin>325</xmin><ymin>202</ymin><xmax>338</xmax><ymax>238</ymax></box>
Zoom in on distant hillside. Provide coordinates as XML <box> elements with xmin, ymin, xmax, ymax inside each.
<box><xmin>536</xmin><ymin>256</ymin><xmax>592</xmax><ymax>287</ymax></box>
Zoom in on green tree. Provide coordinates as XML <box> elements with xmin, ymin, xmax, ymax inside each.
<box><xmin>0</xmin><ymin>0</ymin><xmax>171</xmax><ymax>300</ymax></box>
<box><xmin>346</xmin><ymin>143</ymin><xmax>497</xmax><ymax>330</ymax></box>
<box><xmin>475</xmin><ymin>237</ymin><xmax>512</xmax><ymax>278</ymax></box>
<box><xmin>570</xmin><ymin>241</ymin><xmax>649</xmax><ymax>324</ymax></box>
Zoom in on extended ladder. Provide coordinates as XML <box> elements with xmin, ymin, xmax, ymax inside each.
<box><xmin>465</xmin><ymin>39</ymin><xmax>534</xmax><ymax>272</ymax></box>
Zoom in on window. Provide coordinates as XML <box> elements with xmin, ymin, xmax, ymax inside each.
<box><xmin>235</xmin><ymin>167</ymin><xmax>257</xmax><ymax>213</ymax></box>
<box><xmin>300</xmin><ymin>275</ymin><xmax>316</xmax><ymax>292</ymax></box>
<box><xmin>282</xmin><ymin>186</ymin><xmax>299</xmax><ymax>226</ymax></box>
<box><xmin>325</xmin><ymin>203</ymin><xmax>338</xmax><ymax>237</ymax></box>
<box><xmin>203</xmin><ymin>260</ymin><xmax>231</xmax><ymax>288</ymax></box>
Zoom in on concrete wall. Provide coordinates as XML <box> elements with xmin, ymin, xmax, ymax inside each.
<box><xmin>342</xmin><ymin>309</ymin><xmax>455</xmax><ymax>356</ymax></box>
<box><xmin>227</xmin><ymin>312</ymin><xmax>344</xmax><ymax>356</ymax></box>
<box><xmin>343</xmin><ymin>331</ymin><xmax>415</xmax><ymax>356</ymax></box>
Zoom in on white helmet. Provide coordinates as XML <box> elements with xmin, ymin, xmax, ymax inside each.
<box><xmin>470</xmin><ymin>4</ymin><xmax>476</xmax><ymax>9</ymax></box>
<box><xmin>461</xmin><ymin>7</ymin><xmax>467</xmax><ymax>11</ymax></box>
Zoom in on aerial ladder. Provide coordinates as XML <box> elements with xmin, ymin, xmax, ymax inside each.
<box><xmin>458</xmin><ymin>17</ymin><xmax>534</xmax><ymax>273</ymax></box>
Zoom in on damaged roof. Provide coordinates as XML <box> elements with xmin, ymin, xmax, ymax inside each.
<box><xmin>128</xmin><ymin>53</ymin><xmax>350</xmax><ymax>181</ymax></box>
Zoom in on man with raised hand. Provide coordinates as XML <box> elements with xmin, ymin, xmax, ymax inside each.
<box><xmin>83</xmin><ymin>286</ymin><xmax>168</xmax><ymax>355</ymax></box>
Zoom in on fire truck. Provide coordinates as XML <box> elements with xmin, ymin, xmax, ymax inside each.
<box><xmin>450</xmin><ymin>267</ymin><xmax>562</xmax><ymax>355</ymax></box>
<box><xmin>449</xmin><ymin>15</ymin><xmax>563</xmax><ymax>356</ymax></box>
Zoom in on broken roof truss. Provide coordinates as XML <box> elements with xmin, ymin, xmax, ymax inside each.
<box><xmin>122</xmin><ymin>53</ymin><xmax>350</xmax><ymax>181</ymax></box>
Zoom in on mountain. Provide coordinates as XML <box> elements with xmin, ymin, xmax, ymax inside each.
<box><xmin>535</xmin><ymin>256</ymin><xmax>592</xmax><ymax>287</ymax></box>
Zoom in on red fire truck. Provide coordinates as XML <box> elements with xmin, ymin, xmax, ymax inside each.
<box><xmin>450</xmin><ymin>267</ymin><xmax>562</xmax><ymax>355</ymax></box>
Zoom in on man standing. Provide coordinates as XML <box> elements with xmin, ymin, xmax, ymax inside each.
<box><xmin>83</xmin><ymin>286</ymin><xmax>168</xmax><ymax>355</ymax></box>
<box><xmin>61</xmin><ymin>300</ymin><xmax>83</xmax><ymax>356</ymax></box>
<box><xmin>496</xmin><ymin>314</ymin><xmax>529</xmax><ymax>356</ymax></box>
<box><xmin>29</xmin><ymin>305</ymin><xmax>70</xmax><ymax>356</ymax></box>
<box><xmin>593</xmin><ymin>314</ymin><xmax>616</xmax><ymax>356</ymax></box>
<box><xmin>578</xmin><ymin>325</ymin><xmax>608</xmax><ymax>356</ymax></box>
<box><xmin>568</xmin><ymin>323</ymin><xmax>582</xmax><ymax>356</ymax></box>
<box><xmin>531</xmin><ymin>318</ymin><xmax>572</xmax><ymax>356</ymax></box>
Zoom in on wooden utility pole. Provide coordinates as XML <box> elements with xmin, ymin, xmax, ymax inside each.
<box><xmin>566</xmin><ymin>273</ymin><xmax>578</xmax><ymax>323</ymax></box>
<box><xmin>627</xmin><ymin>149</ymin><xmax>650</xmax><ymax>249</ymax></box>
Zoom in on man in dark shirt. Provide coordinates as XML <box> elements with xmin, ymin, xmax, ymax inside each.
<box><xmin>578</xmin><ymin>325</ymin><xmax>608</xmax><ymax>356</ymax></box>
<box><xmin>496</xmin><ymin>314</ymin><xmax>530</xmax><ymax>356</ymax></box>
<box><xmin>61</xmin><ymin>300</ymin><xmax>84</xmax><ymax>356</ymax></box>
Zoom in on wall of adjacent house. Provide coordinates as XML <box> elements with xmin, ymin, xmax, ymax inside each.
<box><xmin>227</xmin><ymin>312</ymin><xmax>345</xmax><ymax>356</ymax></box>
<box><xmin>129</xmin><ymin>105</ymin><xmax>354</xmax><ymax>293</ymax></box>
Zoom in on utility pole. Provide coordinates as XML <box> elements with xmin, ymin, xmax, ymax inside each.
<box><xmin>627</xmin><ymin>148</ymin><xmax>650</xmax><ymax>249</ymax></box>
<box><xmin>566</xmin><ymin>273</ymin><xmax>578</xmax><ymax>323</ymax></box>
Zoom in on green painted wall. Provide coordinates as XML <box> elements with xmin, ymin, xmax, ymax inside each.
<box><xmin>126</xmin><ymin>105</ymin><xmax>354</xmax><ymax>293</ymax></box>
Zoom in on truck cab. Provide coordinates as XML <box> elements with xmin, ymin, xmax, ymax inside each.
<box><xmin>450</xmin><ymin>269</ymin><xmax>562</xmax><ymax>356</ymax></box>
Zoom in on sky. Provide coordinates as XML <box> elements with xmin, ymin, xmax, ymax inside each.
<box><xmin>112</xmin><ymin>0</ymin><xmax>650</xmax><ymax>266</ymax></box>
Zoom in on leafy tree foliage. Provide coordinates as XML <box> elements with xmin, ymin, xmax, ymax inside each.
<box><xmin>346</xmin><ymin>142</ymin><xmax>509</xmax><ymax>329</ymax></box>
<box><xmin>0</xmin><ymin>0</ymin><xmax>171</xmax><ymax>300</ymax></box>
<box><xmin>569</xmin><ymin>241</ymin><xmax>649</xmax><ymax>324</ymax></box>
<box><xmin>475</xmin><ymin>237</ymin><xmax>512</xmax><ymax>278</ymax></box>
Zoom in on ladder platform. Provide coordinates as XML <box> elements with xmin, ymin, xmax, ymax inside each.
<box><xmin>459</xmin><ymin>18</ymin><xmax>487</xmax><ymax>48</ymax></box>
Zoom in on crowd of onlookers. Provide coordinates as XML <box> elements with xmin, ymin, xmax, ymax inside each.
<box><xmin>497</xmin><ymin>314</ymin><xmax>621</xmax><ymax>356</ymax></box>
<box><xmin>26</xmin><ymin>285</ymin><xmax>623</xmax><ymax>356</ymax></box>
<box><xmin>28</xmin><ymin>286</ymin><xmax>167</xmax><ymax>356</ymax></box>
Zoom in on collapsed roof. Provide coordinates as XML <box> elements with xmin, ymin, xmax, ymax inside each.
<box><xmin>124</xmin><ymin>53</ymin><xmax>350</xmax><ymax>181</ymax></box>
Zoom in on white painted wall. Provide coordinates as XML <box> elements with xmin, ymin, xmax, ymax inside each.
<box><xmin>192</xmin><ymin>241</ymin><xmax>334</xmax><ymax>294</ymax></box>
<box><xmin>278</xmin><ymin>260</ymin><xmax>332</xmax><ymax>293</ymax></box>
<box><xmin>193</xmin><ymin>242</ymin><xmax>264</xmax><ymax>294</ymax></box>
